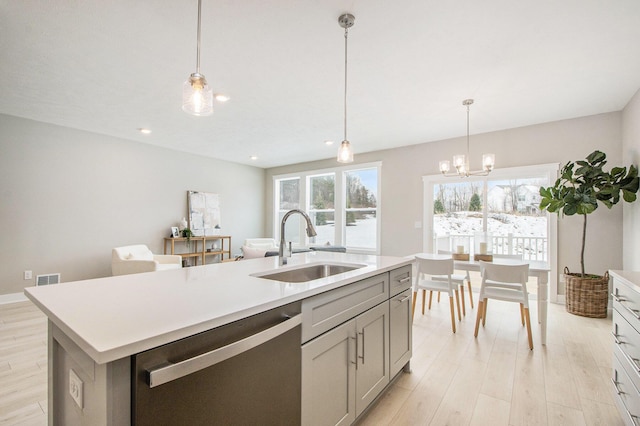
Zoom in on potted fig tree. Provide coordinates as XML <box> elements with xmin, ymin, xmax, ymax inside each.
<box><xmin>539</xmin><ymin>150</ymin><xmax>639</xmax><ymax>317</ymax></box>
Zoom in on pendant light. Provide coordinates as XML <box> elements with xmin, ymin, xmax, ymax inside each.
<box><xmin>439</xmin><ymin>99</ymin><xmax>495</xmax><ymax>177</ymax></box>
<box><xmin>182</xmin><ymin>0</ymin><xmax>213</xmax><ymax>116</ymax></box>
<box><xmin>337</xmin><ymin>14</ymin><xmax>355</xmax><ymax>163</ymax></box>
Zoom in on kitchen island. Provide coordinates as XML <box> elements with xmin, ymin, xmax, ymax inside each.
<box><xmin>25</xmin><ymin>251</ymin><xmax>412</xmax><ymax>425</ymax></box>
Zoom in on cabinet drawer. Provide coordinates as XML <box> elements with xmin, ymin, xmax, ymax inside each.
<box><xmin>613</xmin><ymin>278</ymin><xmax>640</xmax><ymax>333</ymax></box>
<box><xmin>389</xmin><ymin>265</ymin><xmax>412</xmax><ymax>297</ymax></box>
<box><xmin>613</xmin><ymin>311</ymin><xmax>640</xmax><ymax>392</ymax></box>
<box><xmin>613</xmin><ymin>353</ymin><xmax>640</xmax><ymax>426</ymax></box>
<box><xmin>302</xmin><ymin>273</ymin><xmax>389</xmax><ymax>343</ymax></box>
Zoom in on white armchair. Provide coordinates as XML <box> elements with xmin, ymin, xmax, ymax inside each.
<box><xmin>241</xmin><ymin>238</ymin><xmax>279</xmax><ymax>259</ymax></box>
<box><xmin>112</xmin><ymin>244</ymin><xmax>182</xmax><ymax>276</ymax></box>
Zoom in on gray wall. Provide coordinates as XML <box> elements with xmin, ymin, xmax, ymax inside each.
<box><xmin>0</xmin><ymin>114</ymin><xmax>265</xmax><ymax>295</ymax></box>
<box><xmin>266</xmin><ymin>112</ymin><xmax>625</xmax><ymax>285</ymax></box>
<box><xmin>623</xmin><ymin>88</ymin><xmax>640</xmax><ymax>270</ymax></box>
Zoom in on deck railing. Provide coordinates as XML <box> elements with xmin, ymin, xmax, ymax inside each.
<box><xmin>434</xmin><ymin>233</ymin><xmax>548</xmax><ymax>261</ymax></box>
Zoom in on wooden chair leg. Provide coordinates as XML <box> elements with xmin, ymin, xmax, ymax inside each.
<box><xmin>411</xmin><ymin>291</ymin><xmax>417</xmax><ymax>322</ymax></box>
<box><xmin>474</xmin><ymin>300</ymin><xmax>484</xmax><ymax>337</ymax></box>
<box><xmin>449</xmin><ymin>296</ymin><xmax>456</xmax><ymax>333</ymax></box>
<box><xmin>524</xmin><ymin>307</ymin><xmax>533</xmax><ymax>350</ymax></box>
<box><xmin>482</xmin><ymin>298</ymin><xmax>488</xmax><ymax>326</ymax></box>
<box><xmin>459</xmin><ymin>285</ymin><xmax>466</xmax><ymax>316</ymax></box>
<box><xmin>423</xmin><ymin>290</ymin><xmax>427</xmax><ymax>314</ymax></box>
<box><xmin>467</xmin><ymin>280</ymin><xmax>474</xmax><ymax>308</ymax></box>
<box><xmin>520</xmin><ymin>303</ymin><xmax>525</xmax><ymax>326</ymax></box>
<box><xmin>454</xmin><ymin>289</ymin><xmax>462</xmax><ymax>321</ymax></box>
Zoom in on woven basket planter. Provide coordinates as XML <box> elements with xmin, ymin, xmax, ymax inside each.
<box><xmin>564</xmin><ymin>267</ymin><xmax>609</xmax><ymax>318</ymax></box>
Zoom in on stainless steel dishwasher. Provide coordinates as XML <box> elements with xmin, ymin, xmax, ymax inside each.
<box><xmin>132</xmin><ymin>301</ymin><xmax>302</xmax><ymax>425</ymax></box>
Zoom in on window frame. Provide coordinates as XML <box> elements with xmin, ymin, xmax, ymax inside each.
<box><xmin>423</xmin><ymin>163</ymin><xmax>559</xmax><ymax>302</ymax></box>
<box><xmin>273</xmin><ymin>162</ymin><xmax>382</xmax><ymax>254</ymax></box>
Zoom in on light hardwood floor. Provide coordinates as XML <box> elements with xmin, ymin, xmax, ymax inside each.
<box><xmin>0</xmin><ymin>295</ymin><xmax>622</xmax><ymax>426</ymax></box>
<box><xmin>0</xmin><ymin>301</ymin><xmax>47</xmax><ymax>425</ymax></box>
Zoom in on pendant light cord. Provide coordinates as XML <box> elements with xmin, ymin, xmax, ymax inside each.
<box><xmin>343</xmin><ymin>26</ymin><xmax>348</xmax><ymax>142</ymax></box>
<box><xmin>196</xmin><ymin>0</ymin><xmax>202</xmax><ymax>73</ymax></box>
<box><xmin>466</xmin><ymin>102</ymin><xmax>470</xmax><ymax>158</ymax></box>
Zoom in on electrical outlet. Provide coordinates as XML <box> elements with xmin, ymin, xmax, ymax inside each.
<box><xmin>69</xmin><ymin>369</ymin><xmax>83</xmax><ymax>409</ymax></box>
<box><xmin>24</xmin><ymin>270</ymin><xmax>32</xmax><ymax>280</ymax></box>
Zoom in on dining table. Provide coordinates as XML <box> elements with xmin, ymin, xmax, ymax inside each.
<box><xmin>414</xmin><ymin>253</ymin><xmax>551</xmax><ymax>345</ymax></box>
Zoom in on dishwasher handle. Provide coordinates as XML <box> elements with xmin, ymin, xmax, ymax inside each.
<box><xmin>147</xmin><ymin>313</ymin><xmax>302</xmax><ymax>388</ymax></box>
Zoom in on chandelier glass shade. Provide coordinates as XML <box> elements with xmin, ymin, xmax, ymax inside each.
<box><xmin>439</xmin><ymin>99</ymin><xmax>495</xmax><ymax>177</ymax></box>
<box><xmin>182</xmin><ymin>0</ymin><xmax>214</xmax><ymax>116</ymax></box>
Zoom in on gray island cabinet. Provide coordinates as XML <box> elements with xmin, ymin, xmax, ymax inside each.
<box><xmin>301</xmin><ymin>265</ymin><xmax>412</xmax><ymax>425</ymax></box>
<box><xmin>25</xmin><ymin>252</ymin><xmax>412</xmax><ymax>425</ymax></box>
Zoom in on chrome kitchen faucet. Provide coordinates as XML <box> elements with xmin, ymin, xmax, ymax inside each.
<box><xmin>279</xmin><ymin>209</ymin><xmax>317</xmax><ymax>266</ymax></box>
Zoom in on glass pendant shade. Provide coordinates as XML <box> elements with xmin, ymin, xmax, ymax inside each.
<box><xmin>337</xmin><ymin>140</ymin><xmax>354</xmax><ymax>163</ymax></box>
<box><xmin>453</xmin><ymin>154</ymin><xmax>467</xmax><ymax>174</ymax></box>
<box><xmin>182</xmin><ymin>73</ymin><xmax>213</xmax><ymax>116</ymax></box>
<box><xmin>483</xmin><ymin>153</ymin><xmax>495</xmax><ymax>171</ymax></box>
<box><xmin>439</xmin><ymin>160</ymin><xmax>450</xmax><ymax>173</ymax></box>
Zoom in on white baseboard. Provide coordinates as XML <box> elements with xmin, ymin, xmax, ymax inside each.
<box><xmin>0</xmin><ymin>292</ymin><xmax>28</xmax><ymax>305</ymax></box>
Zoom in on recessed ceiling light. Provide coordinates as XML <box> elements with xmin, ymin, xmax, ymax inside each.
<box><xmin>138</xmin><ymin>128</ymin><xmax>152</xmax><ymax>134</ymax></box>
<box><xmin>250</xmin><ymin>155</ymin><xmax>258</xmax><ymax>160</ymax></box>
<box><xmin>324</xmin><ymin>140</ymin><xmax>334</xmax><ymax>146</ymax></box>
<box><xmin>215</xmin><ymin>94</ymin><xmax>230</xmax><ymax>102</ymax></box>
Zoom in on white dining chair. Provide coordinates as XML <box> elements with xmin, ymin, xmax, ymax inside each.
<box><xmin>474</xmin><ymin>261</ymin><xmax>533</xmax><ymax>349</ymax></box>
<box><xmin>436</xmin><ymin>250</ymin><xmax>473</xmax><ymax>315</ymax></box>
<box><xmin>412</xmin><ymin>255</ymin><xmax>461</xmax><ymax>333</ymax></box>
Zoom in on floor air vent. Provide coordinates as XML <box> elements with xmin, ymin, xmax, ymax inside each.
<box><xmin>36</xmin><ymin>273</ymin><xmax>60</xmax><ymax>286</ymax></box>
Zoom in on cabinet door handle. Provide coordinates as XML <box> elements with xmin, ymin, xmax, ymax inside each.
<box><xmin>612</xmin><ymin>292</ymin><xmax>640</xmax><ymax>320</ymax></box>
<box><xmin>611</xmin><ymin>375</ymin><xmax>640</xmax><ymax>426</ymax></box>
<box><xmin>396</xmin><ymin>295</ymin><xmax>411</xmax><ymax>303</ymax></box>
<box><xmin>613</xmin><ymin>333</ymin><xmax>640</xmax><ymax>373</ymax></box>
<box><xmin>611</xmin><ymin>331</ymin><xmax>623</xmax><ymax>345</ymax></box>
<box><xmin>349</xmin><ymin>335</ymin><xmax>357</xmax><ymax>368</ymax></box>
<box><xmin>612</xmin><ymin>377</ymin><xmax>624</xmax><ymax>395</ymax></box>
<box><xmin>358</xmin><ymin>331</ymin><xmax>365</xmax><ymax>364</ymax></box>
<box><xmin>621</xmin><ymin>302</ymin><xmax>640</xmax><ymax>320</ymax></box>
<box><xmin>398</xmin><ymin>276</ymin><xmax>411</xmax><ymax>284</ymax></box>
<box><xmin>627</xmin><ymin>408</ymin><xmax>640</xmax><ymax>426</ymax></box>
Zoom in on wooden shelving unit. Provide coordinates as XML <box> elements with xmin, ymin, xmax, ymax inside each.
<box><xmin>163</xmin><ymin>236</ymin><xmax>231</xmax><ymax>266</ymax></box>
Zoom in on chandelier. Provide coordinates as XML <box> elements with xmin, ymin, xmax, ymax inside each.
<box><xmin>439</xmin><ymin>99</ymin><xmax>494</xmax><ymax>177</ymax></box>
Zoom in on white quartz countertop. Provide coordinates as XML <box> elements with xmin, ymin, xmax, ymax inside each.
<box><xmin>25</xmin><ymin>252</ymin><xmax>411</xmax><ymax>364</ymax></box>
<box><xmin>610</xmin><ymin>270</ymin><xmax>640</xmax><ymax>290</ymax></box>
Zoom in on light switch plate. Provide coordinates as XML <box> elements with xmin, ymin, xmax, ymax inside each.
<box><xmin>69</xmin><ymin>369</ymin><xmax>83</xmax><ymax>409</ymax></box>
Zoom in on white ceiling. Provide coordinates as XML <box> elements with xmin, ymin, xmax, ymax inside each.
<box><xmin>2</xmin><ymin>1</ymin><xmax>640</xmax><ymax>168</ymax></box>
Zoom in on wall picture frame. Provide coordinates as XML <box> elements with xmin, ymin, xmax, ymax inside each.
<box><xmin>187</xmin><ymin>191</ymin><xmax>221</xmax><ymax>236</ymax></box>
<box><xmin>171</xmin><ymin>227</ymin><xmax>180</xmax><ymax>238</ymax></box>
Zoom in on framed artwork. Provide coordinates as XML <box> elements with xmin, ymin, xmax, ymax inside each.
<box><xmin>171</xmin><ymin>227</ymin><xmax>180</xmax><ymax>238</ymax></box>
<box><xmin>187</xmin><ymin>191</ymin><xmax>221</xmax><ymax>236</ymax></box>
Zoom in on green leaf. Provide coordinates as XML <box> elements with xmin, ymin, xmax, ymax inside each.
<box><xmin>623</xmin><ymin>190</ymin><xmax>637</xmax><ymax>203</ymax></box>
<box><xmin>563</xmin><ymin>204</ymin><xmax>577</xmax><ymax>215</ymax></box>
<box><xmin>586</xmin><ymin>150</ymin><xmax>606</xmax><ymax>165</ymax></box>
<box><xmin>539</xmin><ymin>187</ymin><xmax>551</xmax><ymax>198</ymax></box>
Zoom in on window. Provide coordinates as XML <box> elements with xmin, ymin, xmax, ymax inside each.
<box><xmin>276</xmin><ymin>178</ymin><xmax>301</xmax><ymax>245</ymax></box>
<box><xmin>307</xmin><ymin>173</ymin><xmax>336</xmax><ymax>246</ymax></box>
<box><xmin>344</xmin><ymin>169</ymin><xmax>378</xmax><ymax>250</ymax></box>
<box><xmin>274</xmin><ymin>163</ymin><xmax>381</xmax><ymax>253</ymax></box>
<box><xmin>424</xmin><ymin>163</ymin><xmax>559</xmax><ymax>301</ymax></box>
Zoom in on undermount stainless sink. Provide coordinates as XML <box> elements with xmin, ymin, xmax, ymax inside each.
<box><xmin>253</xmin><ymin>262</ymin><xmax>366</xmax><ymax>283</ymax></box>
